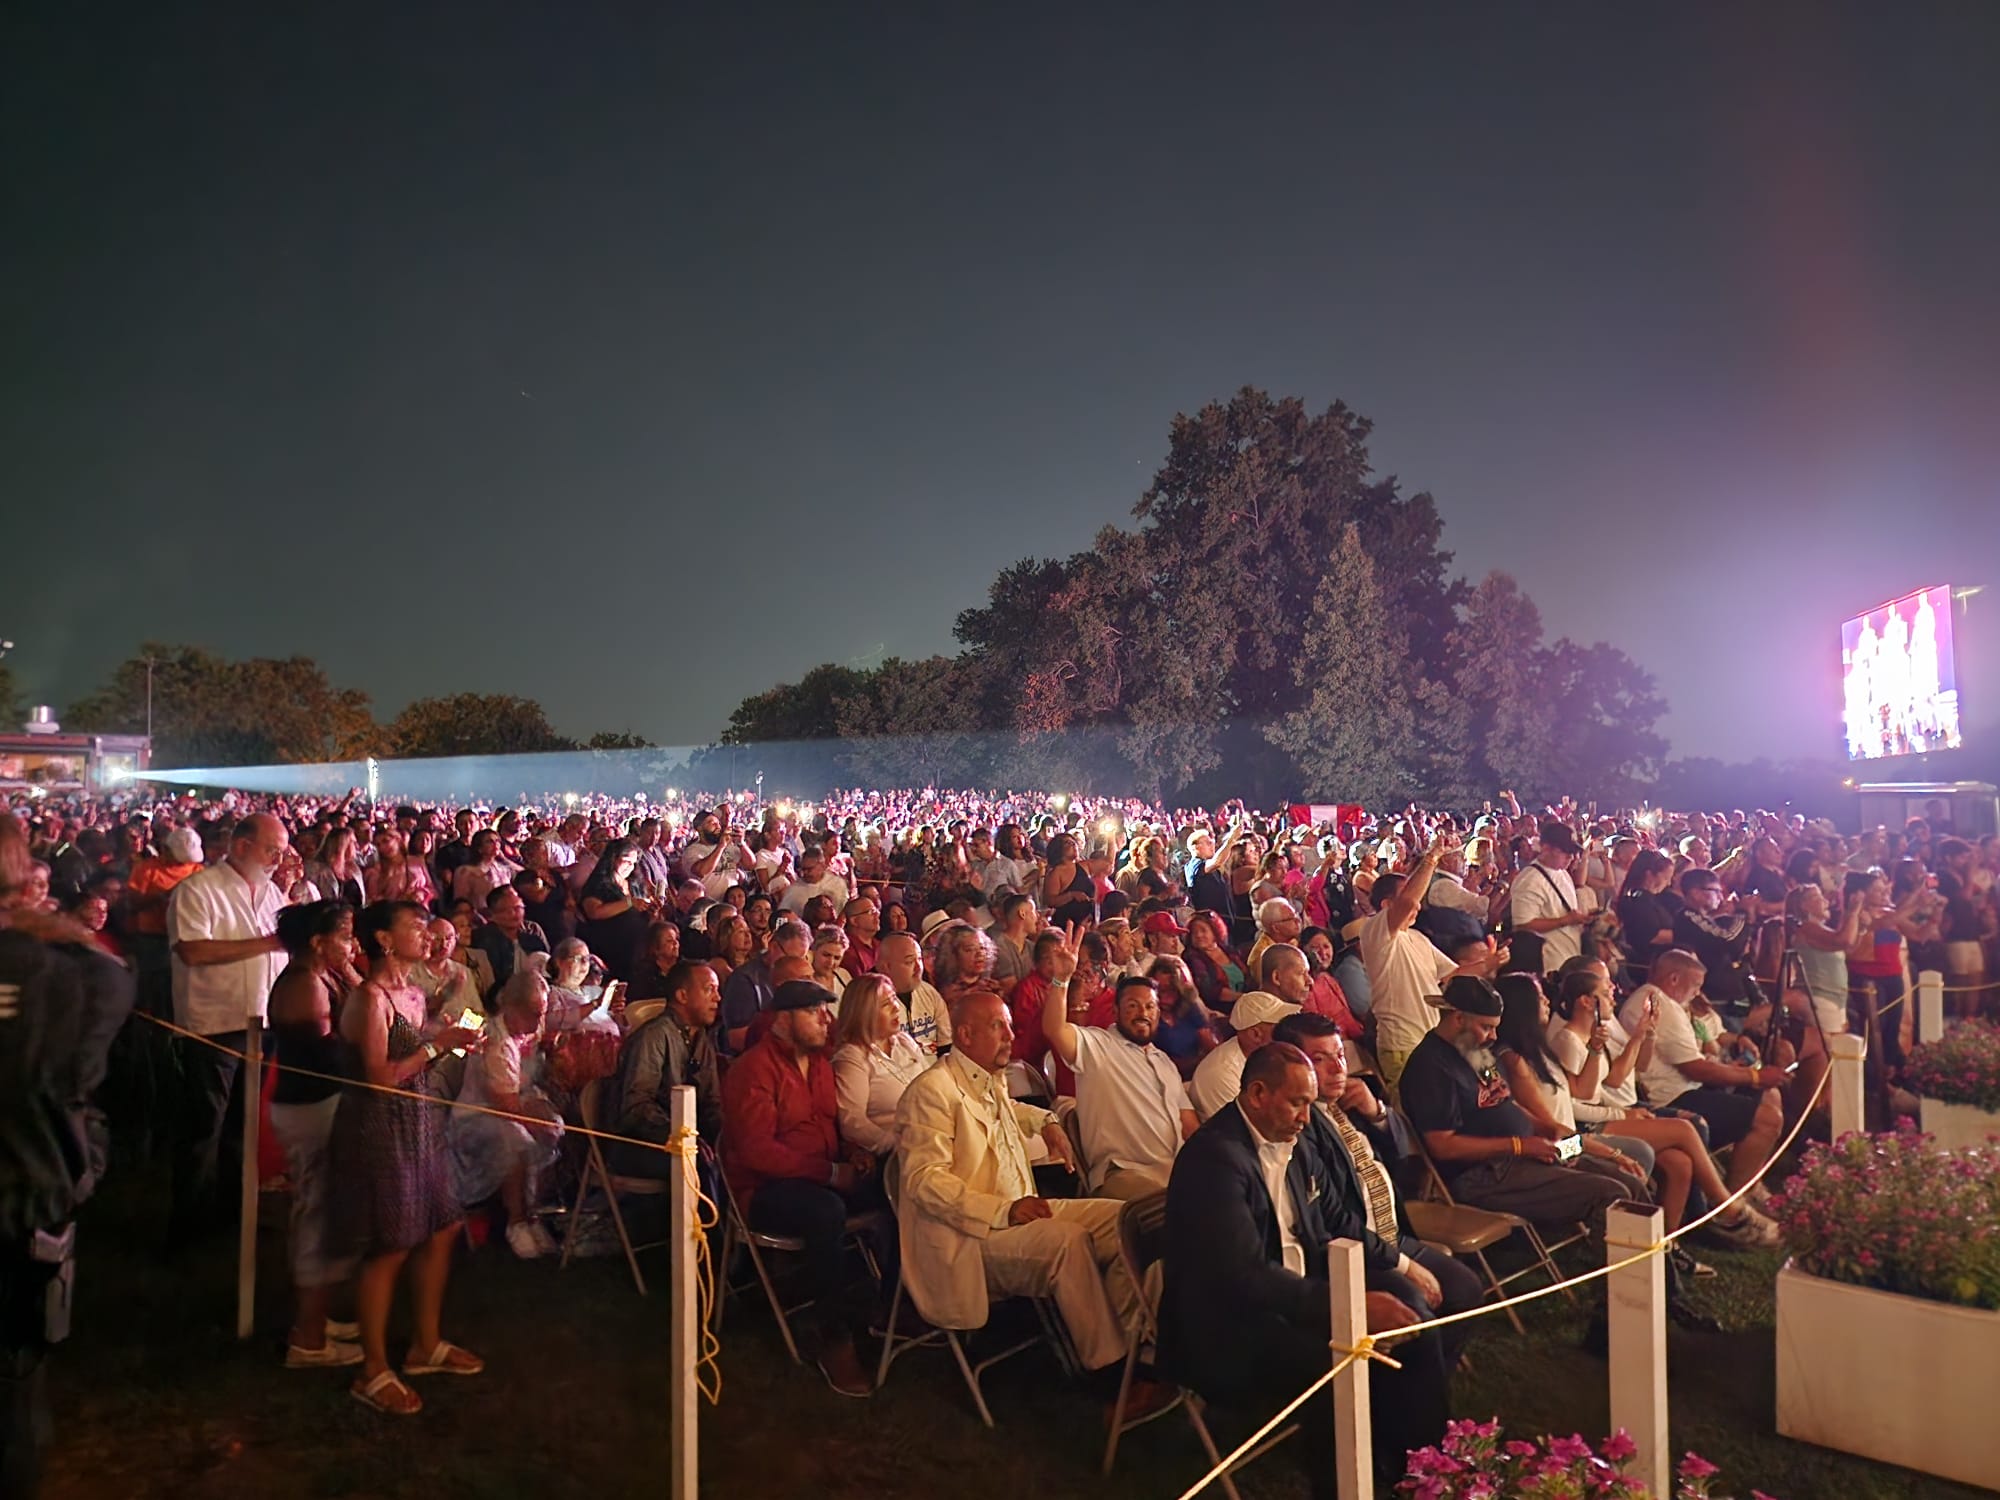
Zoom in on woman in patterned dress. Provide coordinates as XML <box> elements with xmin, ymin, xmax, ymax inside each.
<box><xmin>327</xmin><ymin>899</ymin><xmax>483</xmax><ymax>1415</ymax></box>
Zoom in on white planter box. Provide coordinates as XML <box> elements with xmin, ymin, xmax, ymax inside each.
<box><xmin>1776</xmin><ymin>1263</ymin><xmax>2000</xmax><ymax>1491</ymax></box>
<box><xmin>1920</xmin><ymin>1096</ymin><xmax>2000</xmax><ymax>1153</ymax></box>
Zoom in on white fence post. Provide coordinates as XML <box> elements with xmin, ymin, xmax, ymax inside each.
<box><xmin>1830</xmin><ymin>1032</ymin><xmax>1867</xmax><ymax>1142</ymax></box>
<box><xmin>236</xmin><ymin>1020</ymin><xmax>262</xmax><ymax>1340</ymax></box>
<box><xmin>1917</xmin><ymin>970</ymin><xmax>1945</xmax><ymax>1044</ymax></box>
<box><xmin>1327</xmin><ymin>1237</ymin><xmax>1374</xmax><ymax>1500</ymax></box>
<box><xmin>1606</xmin><ymin>1202</ymin><xmax>1668</xmax><ymax>1498</ymax></box>
<box><xmin>668</xmin><ymin>1084</ymin><xmax>699</xmax><ymax>1500</ymax></box>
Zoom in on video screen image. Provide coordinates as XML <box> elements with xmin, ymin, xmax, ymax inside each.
<box><xmin>1841</xmin><ymin>585</ymin><xmax>1962</xmax><ymax>761</ymax></box>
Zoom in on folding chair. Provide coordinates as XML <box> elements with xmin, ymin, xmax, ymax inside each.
<box><xmin>1102</xmin><ymin>1191</ymin><xmax>1295</xmax><ymax>1500</ymax></box>
<box><xmin>713</xmin><ymin>1192</ymin><xmax>889</xmax><ymax>1365</ymax></box>
<box><xmin>1408</xmin><ymin>1134</ymin><xmax>1587</xmax><ymax>1317</ymax></box>
<box><xmin>558</xmin><ymin>1076</ymin><xmax>667</xmax><ymax>1295</ymax></box>
<box><xmin>872</xmin><ymin>1155</ymin><xmax>1079</xmax><ymax>1425</ymax></box>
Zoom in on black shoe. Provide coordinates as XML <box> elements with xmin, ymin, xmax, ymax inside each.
<box><xmin>1667</xmin><ymin>1296</ymin><xmax>1724</xmax><ymax>1333</ymax></box>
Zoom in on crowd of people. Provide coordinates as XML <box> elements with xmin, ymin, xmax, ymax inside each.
<box><xmin>4</xmin><ymin>780</ymin><xmax>1997</xmax><ymax>1496</ymax></box>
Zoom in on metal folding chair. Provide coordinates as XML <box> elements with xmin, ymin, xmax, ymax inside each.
<box><xmin>1101</xmin><ymin>1190</ymin><xmax>1294</xmax><ymax>1500</ymax></box>
<box><xmin>872</xmin><ymin>1154</ymin><xmax>1079</xmax><ymax>1425</ymax></box>
<box><xmin>1409</xmin><ymin>1134</ymin><xmax>1586</xmax><ymax>1317</ymax></box>
<box><xmin>558</xmin><ymin>1076</ymin><xmax>667</xmax><ymax>1295</ymax></box>
<box><xmin>712</xmin><ymin>1191</ymin><xmax>888</xmax><ymax>1365</ymax></box>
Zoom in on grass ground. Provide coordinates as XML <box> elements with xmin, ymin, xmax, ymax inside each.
<box><xmin>37</xmin><ymin>1162</ymin><xmax>1987</xmax><ymax>1500</ymax></box>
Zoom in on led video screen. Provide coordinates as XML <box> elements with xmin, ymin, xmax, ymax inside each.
<box><xmin>1841</xmin><ymin>585</ymin><xmax>1962</xmax><ymax>760</ymax></box>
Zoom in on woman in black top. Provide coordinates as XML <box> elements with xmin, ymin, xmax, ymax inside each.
<box><xmin>1041</xmin><ymin>832</ymin><xmax>1096</xmax><ymax>928</ymax></box>
<box><xmin>577</xmin><ymin>837</ymin><xmax>651</xmax><ymax>982</ymax></box>
<box><xmin>266</xmin><ymin>900</ymin><xmax>364</xmax><ymax>1367</ymax></box>
<box><xmin>1615</xmin><ymin>850</ymin><xmax>1678</xmax><ymax>984</ymax></box>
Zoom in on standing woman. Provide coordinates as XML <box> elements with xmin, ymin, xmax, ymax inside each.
<box><xmin>266</xmin><ymin>900</ymin><xmax>364</xmax><ymax>1369</ymax></box>
<box><xmin>366</xmin><ymin>830</ymin><xmax>435</xmax><ymax>911</ymax></box>
<box><xmin>1041</xmin><ymin>832</ymin><xmax>1096</xmax><ymax>929</ymax></box>
<box><xmin>1615</xmin><ymin>851</ymin><xmax>1679</xmax><ymax>983</ymax></box>
<box><xmin>576</xmin><ymin>837</ymin><xmax>649</xmax><ymax>983</ymax></box>
<box><xmin>327</xmin><ymin>900</ymin><xmax>482</xmax><ymax>1415</ymax></box>
<box><xmin>308</xmin><ymin>827</ymin><xmax>368</xmax><ymax>909</ymax></box>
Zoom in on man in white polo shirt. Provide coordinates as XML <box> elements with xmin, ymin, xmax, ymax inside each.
<box><xmin>165</xmin><ymin>813</ymin><xmax>289</xmax><ymax>1249</ymax></box>
<box><xmin>1040</xmin><ymin>944</ymin><xmax>1197</xmax><ymax>1201</ymax></box>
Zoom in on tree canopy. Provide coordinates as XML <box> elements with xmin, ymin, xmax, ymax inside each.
<box><xmin>718</xmin><ymin>387</ymin><xmax>1671</xmax><ymax>804</ymax></box>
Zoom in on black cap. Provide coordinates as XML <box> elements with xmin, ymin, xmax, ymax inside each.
<box><xmin>1538</xmin><ymin>821</ymin><xmax>1582</xmax><ymax>855</ymax></box>
<box><xmin>1441</xmin><ymin>975</ymin><xmax>1504</xmax><ymax>1018</ymax></box>
<box><xmin>770</xmin><ymin>980</ymin><xmax>836</xmax><ymax>1013</ymax></box>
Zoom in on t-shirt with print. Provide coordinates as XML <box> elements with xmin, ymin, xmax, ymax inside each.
<box><xmin>1396</xmin><ymin>1031</ymin><xmax>1536</xmax><ymax>1181</ymax></box>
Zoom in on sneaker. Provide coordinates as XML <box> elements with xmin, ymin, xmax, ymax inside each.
<box><xmin>1709</xmin><ymin>1212</ymin><xmax>1779</xmax><ymax>1250</ymax></box>
<box><xmin>326</xmin><ymin>1319</ymin><xmax>360</xmax><ymax>1341</ymax></box>
<box><xmin>1669</xmin><ymin>1245</ymin><xmax>1717</xmax><ymax>1279</ymax></box>
<box><xmin>286</xmin><ymin>1340</ymin><xmax>365</xmax><ymax>1369</ymax></box>
<box><xmin>507</xmin><ymin>1221</ymin><xmax>552</xmax><ymax>1260</ymax></box>
<box><xmin>815</xmin><ymin>1338</ymin><xmax>873</xmax><ymax>1398</ymax></box>
<box><xmin>1667</xmin><ymin>1296</ymin><xmax>1725</xmax><ymax>1334</ymax></box>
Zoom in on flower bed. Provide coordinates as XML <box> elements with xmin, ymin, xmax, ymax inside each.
<box><xmin>1768</xmin><ymin>1127</ymin><xmax>2000</xmax><ymax>1489</ymax></box>
<box><xmin>1396</xmin><ymin>1419</ymin><xmax>1771</xmax><ymax>1498</ymax></box>
<box><xmin>1905</xmin><ymin>1020</ymin><xmax>2000</xmax><ymax>1151</ymax></box>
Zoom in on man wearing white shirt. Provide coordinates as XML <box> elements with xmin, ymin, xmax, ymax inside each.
<box><xmin>547</xmin><ymin>812</ymin><xmax>586</xmax><ymax>870</ymax></box>
<box><xmin>1509</xmin><ymin>822</ymin><xmax>1592</xmax><ymax>974</ymax></box>
<box><xmin>1188</xmin><ymin>990</ymin><xmax>1301</xmax><ymax>1120</ymax></box>
<box><xmin>1617</xmin><ymin>949</ymin><xmax>1787</xmax><ymax>1196</ymax></box>
<box><xmin>1359</xmin><ymin>844</ymin><xmax>1477</xmax><ymax>1087</ymax></box>
<box><xmin>1041</xmin><ymin>957</ymin><xmax>1198</xmax><ymax>1200</ymax></box>
<box><xmin>164</xmin><ymin>813</ymin><xmax>289</xmax><ymax>1248</ymax></box>
<box><xmin>778</xmin><ymin>846</ymin><xmax>850</xmax><ymax>917</ymax></box>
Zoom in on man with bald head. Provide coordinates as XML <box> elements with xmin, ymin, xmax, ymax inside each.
<box><xmin>894</xmin><ymin>989</ymin><xmax>1142</xmax><ymax>1372</ymax></box>
<box><xmin>164</xmin><ymin>813</ymin><xmax>290</xmax><ymax>1249</ymax></box>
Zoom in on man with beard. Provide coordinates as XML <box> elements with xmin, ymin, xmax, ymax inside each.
<box><xmin>1398</xmin><ymin>976</ymin><xmax>1624</xmax><ymax>1233</ymax></box>
<box><xmin>1040</xmin><ymin>940</ymin><xmax>1196</xmax><ymax>1202</ymax></box>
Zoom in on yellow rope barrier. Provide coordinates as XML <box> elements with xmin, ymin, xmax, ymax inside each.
<box><xmin>135</xmin><ymin>1009</ymin><xmax>728</xmax><ymax>1404</ymax></box>
<box><xmin>662</xmin><ymin>1125</ymin><xmax>725</xmax><ymax>1405</ymax></box>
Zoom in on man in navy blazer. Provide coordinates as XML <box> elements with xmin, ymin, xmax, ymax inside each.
<box><xmin>1159</xmin><ymin>1043</ymin><xmax>1450</xmax><ymax>1497</ymax></box>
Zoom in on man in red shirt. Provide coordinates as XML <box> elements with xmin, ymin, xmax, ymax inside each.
<box><xmin>720</xmin><ymin>979</ymin><xmax>877</xmax><ymax>1395</ymax></box>
<box><xmin>1007</xmin><ymin>931</ymin><xmax>1068</xmax><ymax>1086</ymax></box>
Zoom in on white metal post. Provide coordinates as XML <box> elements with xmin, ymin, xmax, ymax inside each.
<box><xmin>1327</xmin><ymin>1237</ymin><xmax>1374</xmax><ymax>1500</ymax></box>
<box><xmin>1917</xmin><ymin>969</ymin><xmax>1945</xmax><ymax>1045</ymax></box>
<box><xmin>1606</xmin><ymin>1202</ymin><xmax>1669</xmax><ymax>1498</ymax></box>
<box><xmin>1830</xmin><ymin>1032</ymin><xmax>1867</xmax><ymax>1142</ymax></box>
<box><xmin>668</xmin><ymin>1084</ymin><xmax>699</xmax><ymax>1500</ymax></box>
<box><xmin>236</xmin><ymin>1019</ymin><xmax>262</xmax><ymax>1339</ymax></box>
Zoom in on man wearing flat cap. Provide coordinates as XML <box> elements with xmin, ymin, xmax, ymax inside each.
<box><xmin>720</xmin><ymin>979</ymin><xmax>877</xmax><ymax>1396</ymax></box>
<box><xmin>1396</xmin><ymin>976</ymin><xmax>1623</xmax><ymax>1231</ymax></box>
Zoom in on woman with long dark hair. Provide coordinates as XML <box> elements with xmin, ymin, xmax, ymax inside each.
<box><xmin>266</xmin><ymin>900</ymin><xmax>363</xmax><ymax>1369</ymax></box>
<box><xmin>1615</xmin><ymin>850</ymin><xmax>1678</xmax><ymax>980</ymax></box>
<box><xmin>577</xmin><ymin>837</ymin><xmax>649</xmax><ymax>982</ymax></box>
<box><xmin>326</xmin><ymin>900</ymin><xmax>482</xmax><ymax>1414</ymax></box>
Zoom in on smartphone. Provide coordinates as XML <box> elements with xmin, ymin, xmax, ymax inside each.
<box><xmin>1555</xmin><ymin>1134</ymin><xmax>1584</xmax><ymax>1162</ymax></box>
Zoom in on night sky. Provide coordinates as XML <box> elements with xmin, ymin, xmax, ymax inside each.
<box><xmin>6</xmin><ymin>3</ymin><xmax>1997</xmax><ymax>766</ymax></box>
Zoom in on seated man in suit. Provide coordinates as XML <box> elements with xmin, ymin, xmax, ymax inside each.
<box><xmin>1160</xmin><ymin>1043</ymin><xmax>1450</xmax><ymax>1498</ymax></box>
<box><xmin>1273</xmin><ymin>1011</ymin><xmax>1484</xmax><ymax>1367</ymax></box>
<box><xmin>894</xmin><ymin>990</ymin><xmax>1144</xmax><ymax>1377</ymax></box>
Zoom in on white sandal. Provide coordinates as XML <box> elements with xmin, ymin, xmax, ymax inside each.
<box><xmin>403</xmin><ymin>1339</ymin><xmax>484</xmax><ymax>1377</ymax></box>
<box><xmin>351</xmin><ymin>1368</ymin><xmax>422</xmax><ymax>1415</ymax></box>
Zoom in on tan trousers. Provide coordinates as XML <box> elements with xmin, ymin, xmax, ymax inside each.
<box><xmin>1096</xmin><ymin>1164</ymin><xmax>1171</xmax><ymax>1202</ymax></box>
<box><xmin>981</xmin><ymin>1197</ymin><xmax>1139</xmax><ymax>1370</ymax></box>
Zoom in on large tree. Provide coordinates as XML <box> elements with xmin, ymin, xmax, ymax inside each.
<box><xmin>65</xmin><ymin>644</ymin><xmax>380</xmax><ymax>765</ymax></box>
<box><xmin>833</xmin><ymin>655</ymin><xmax>991</xmax><ymax>787</ymax></box>
<box><xmin>387</xmin><ymin>693</ymin><xmax>574</xmax><ymax>758</ymax></box>
<box><xmin>1266</xmin><ymin>526</ymin><xmax>1425</xmax><ymax>806</ymax></box>
<box><xmin>720</xmin><ymin>664</ymin><xmax>869</xmax><ymax>746</ymax></box>
<box><xmin>0</xmin><ymin>661</ymin><xmax>20</xmax><ymax>730</ymax></box>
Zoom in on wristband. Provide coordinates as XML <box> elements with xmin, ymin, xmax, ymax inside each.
<box><xmin>421</xmin><ymin>1041</ymin><xmax>441</xmax><ymax>1064</ymax></box>
<box><xmin>1511</xmin><ymin>1137</ymin><xmax>1522</xmax><ymax>1158</ymax></box>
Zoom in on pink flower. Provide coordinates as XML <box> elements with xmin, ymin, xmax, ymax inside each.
<box><xmin>1677</xmin><ymin>1451</ymin><xmax>1719</xmax><ymax>1479</ymax></box>
<box><xmin>1600</xmin><ymin>1430</ymin><xmax>1637</xmax><ymax>1462</ymax></box>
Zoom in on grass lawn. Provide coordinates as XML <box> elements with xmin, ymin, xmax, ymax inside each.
<box><xmin>37</xmin><ymin>1162</ymin><xmax>1984</xmax><ymax>1500</ymax></box>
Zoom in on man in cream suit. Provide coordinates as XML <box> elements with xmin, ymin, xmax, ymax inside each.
<box><xmin>893</xmin><ymin>990</ymin><xmax>1140</xmax><ymax>1371</ymax></box>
